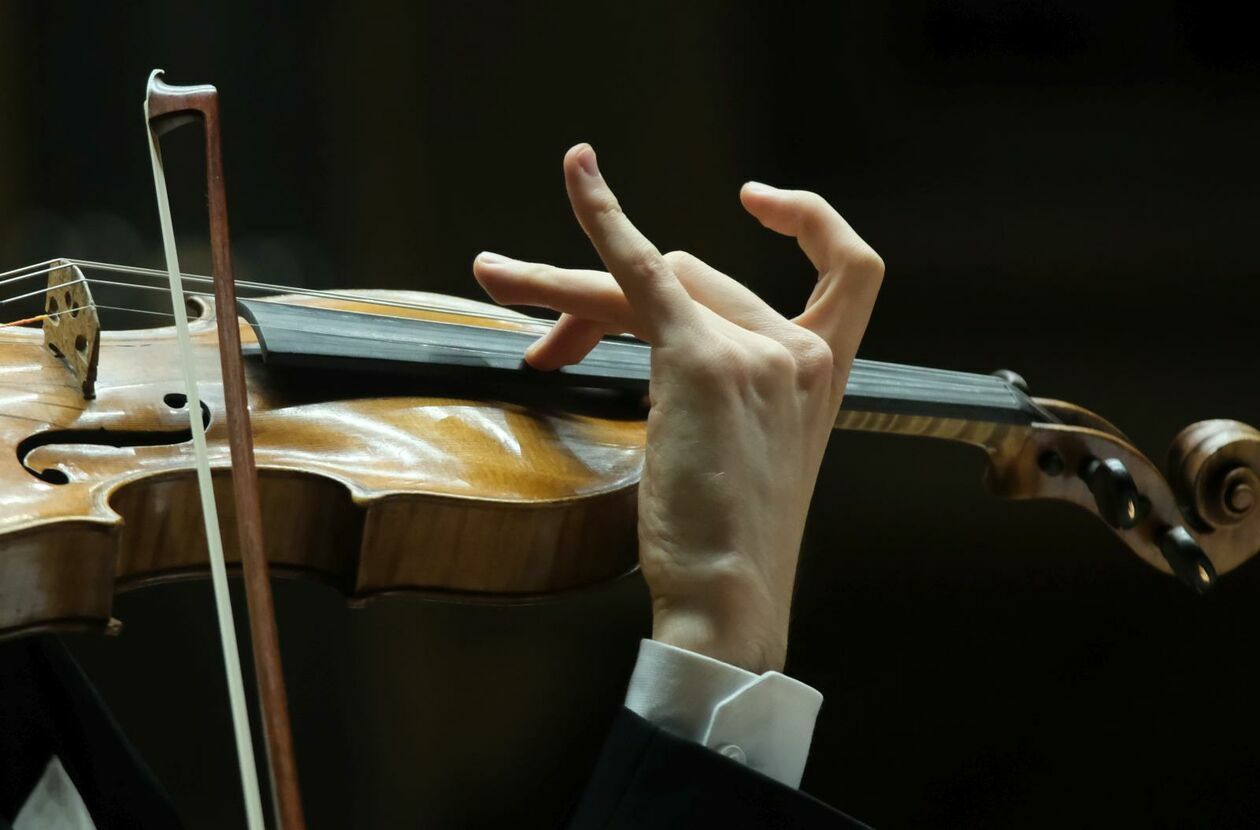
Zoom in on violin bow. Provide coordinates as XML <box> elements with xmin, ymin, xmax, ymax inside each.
<box><xmin>144</xmin><ymin>70</ymin><xmax>305</xmax><ymax>829</ymax></box>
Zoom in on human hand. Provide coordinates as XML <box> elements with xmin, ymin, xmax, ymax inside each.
<box><xmin>474</xmin><ymin>144</ymin><xmax>883</xmax><ymax>673</ymax></box>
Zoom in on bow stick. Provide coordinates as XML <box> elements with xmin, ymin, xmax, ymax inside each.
<box><xmin>144</xmin><ymin>70</ymin><xmax>305</xmax><ymax>829</ymax></box>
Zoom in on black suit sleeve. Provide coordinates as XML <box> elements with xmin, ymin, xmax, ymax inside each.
<box><xmin>567</xmin><ymin>707</ymin><xmax>871</xmax><ymax>829</ymax></box>
<box><xmin>0</xmin><ymin>636</ymin><xmax>181</xmax><ymax>829</ymax></box>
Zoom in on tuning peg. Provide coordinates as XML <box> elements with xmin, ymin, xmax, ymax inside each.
<box><xmin>1158</xmin><ymin>526</ymin><xmax>1216</xmax><ymax>593</ymax></box>
<box><xmin>991</xmin><ymin>368</ymin><xmax>1029</xmax><ymax>394</ymax></box>
<box><xmin>1079</xmin><ymin>456</ymin><xmax>1144</xmax><ymax>529</ymax></box>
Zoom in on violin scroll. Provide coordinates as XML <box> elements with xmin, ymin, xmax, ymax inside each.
<box><xmin>1167</xmin><ymin>419</ymin><xmax>1260</xmax><ymax>576</ymax></box>
<box><xmin>973</xmin><ymin>400</ymin><xmax>1260</xmax><ymax>592</ymax></box>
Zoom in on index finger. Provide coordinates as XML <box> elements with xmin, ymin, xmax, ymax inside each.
<box><xmin>564</xmin><ymin>144</ymin><xmax>698</xmax><ymax>343</ymax></box>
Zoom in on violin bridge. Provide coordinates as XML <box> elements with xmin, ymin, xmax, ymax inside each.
<box><xmin>42</xmin><ymin>260</ymin><xmax>101</xmax><ymax>399</ymax></box>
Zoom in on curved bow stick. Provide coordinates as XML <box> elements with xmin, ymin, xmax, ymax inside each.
<box><xmin>144</xmin><ymin>70</ymin><xmax>304</xmax><ymax>829</ymax></box>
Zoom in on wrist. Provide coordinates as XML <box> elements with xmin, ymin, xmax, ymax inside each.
<box><xmin>650</xmin><ymin>592</ymin><xmax>788</xmax><ymax>675</ymax></box>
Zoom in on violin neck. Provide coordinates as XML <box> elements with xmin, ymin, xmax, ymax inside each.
<box><xmin>238</xmin><ymin>300</ymin><xmax>1052</xmax><ymax>427</ymax></box>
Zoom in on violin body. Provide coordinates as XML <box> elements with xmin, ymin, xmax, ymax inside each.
<box><xmin>4</xmin><ymin>280</ymin><xmax>1259</xmax><ymax>641</ymax></box>
<box><xmin>0</xmin><ymin>291</ymin><xmax>646</xmax><ymax>639</ymax></box>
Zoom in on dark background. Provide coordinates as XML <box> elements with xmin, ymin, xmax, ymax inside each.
<box><xmin>2</xmin><ymin>1</ymin><xmax>1258</xmax><ymax>827</ymax></box>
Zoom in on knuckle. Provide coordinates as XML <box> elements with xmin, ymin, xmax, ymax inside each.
<box><xmin>801</xmin><ymin>190</ymin><xmax>831</xmax><ymax>214</ymax></box>
<box><xmin>792</xmin><ymin>333</ymin><xmax>835</xmax><ymax>379</ymax></box>
<box><xmin>796</xmin><ymin>191</ymin><xmax>836</xmax><ymax>227</ymax></box>
<box><xmin>827</xmin><ymin>242</ymin><xmax>884</xmax><ymax>285</ymax></box>
<box><xmin>852</xmin><ymin>245</ymin><xmax>885</xmax><ymax>278</ymax></box>
<box><xmin>663</xmin><ymin>250</ymin><xmax>697</xmax><ymax>271</ymax></box>
<box><xmin>516</xmin><ymin>265</ymin><xmax>552</xmax><ymax>296</ymax></box>
<box><xmin>744</xmin><ymin>339</ymin><xmax>796</xmax><ymax>395</ymax></box>
<box><xmin>628</xmin><ymin>247</ymin><xmax>670</xmax><ymax>284</ymax></box>
<box><xmin>592</xmin><ymin>194</ymin><xmax>624</xmax><ymax>219</ymax></box>
<box><xmin>525</xmin><ymin>263</ymin><xmax>552</xmax><ymax>284</ymax></box>
<box><xmin>756</xmin><ymin>339</ymin><xmax>797</xmax><ymax>376</ymax></box>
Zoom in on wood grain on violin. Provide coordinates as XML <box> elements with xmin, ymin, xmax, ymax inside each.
<box><xmin>2</xmin><ymin>287</ymin><xmax>1258</xmax><ymax>639</ymax></box>
<box><xmin>0</xmin><ymin>291</ymin><xmax>644</xmax><ymax>637</ymax></box>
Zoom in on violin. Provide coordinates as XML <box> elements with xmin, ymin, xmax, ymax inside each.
<box><xmin>2</xmin><ymin>72</ymin><xmax>1256</xmax><ymax>828</ymax></box>
<box><xmin>5</xmin><ymin>261</ymin><xmax>1258</xmax><ymax>637</ymax></box>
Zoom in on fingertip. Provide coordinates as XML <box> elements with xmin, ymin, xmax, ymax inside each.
<box><xmin>740</xmin><ymin>181</ymin><xmax>782</xmax><ymax>226</ymax></box>
<box><xmin>525</xmin><ymin>316</ymin><xmax>605</xmax><ymax>370</ymax></box>
<box><xmin>565</xmin><ymin>143</ymin><xmax>600</xmax><ymax>180</ymax></box>
<box><xmin>471</xmin><ymin>251</ymin><xmax>497</xmax><ymax>281</ymax></box>
<box><xmin>522</xmin><ymin>341</ymin><xmax>553</xmax><ymax>371</ymax></box>
<box><xmin>474</xmin><ymin>251</ymin><xmax>505</xmax><ymax>270</ymax></box>
<box><xmin>472</xmin><ymin>251</ymin><xmax>519</xmax><ymax>300</ymax></box>
<box><xmin>524</xmin><ymin>335</ymin><xmax>573</xmax><ymax>372</ymax></box>
<box><xmin>741</xmin><ymin>180</ymin><xmax>778</xmax><ymax>198</ymax></box>
<box><xmin>471</xmin><ymin>253</ymin><xmax>490</xmax><ymax>283</ymax></box>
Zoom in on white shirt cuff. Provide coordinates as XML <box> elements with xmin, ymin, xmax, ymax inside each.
<box><xmin>623</xmin><ymin>638</ymin><xmax>823</xmax><ymax>788</ymax></box>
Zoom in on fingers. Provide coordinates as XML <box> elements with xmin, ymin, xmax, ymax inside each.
<box><xmin>473</xmin><ymin>252</ymin><xmax>634</xmax><ymax>330</ymax></box>
<box><xmin>664</xmin><ymin>250</ymin><xmax>784</xmax><ymax>332</ymax></box>
<box><xmin>740</xmin><ymin>183</ymin><xmax>863</xmax><ymax>274</ymax></box>
<box><xmin>739</xmin><ymin>182</ymin><xmax>884</xmax><ymax>352</ymax></box>
<box><xmin>563</xmin><ymin>144</ymin><xmax>698</xmax><ymax>342</ymax></box>
<box><xmin>524</xmin><ymin>314</ymin><xmax>608</xmax><ymax>371</ymax></box>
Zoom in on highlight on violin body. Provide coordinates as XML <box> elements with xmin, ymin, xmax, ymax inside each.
<box><xmin>2</xmin><ymin>251</ymin><xmax>1256</xmax><ymax>628</ymax></box>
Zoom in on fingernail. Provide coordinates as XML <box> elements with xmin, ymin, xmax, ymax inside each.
<box><xmin>577</xmin><ymin>145</ymin><xmax>600</xmax><ymax>178</ymax></box>
<box><xmin>476</xmin><ymin>251</ymin><xmax>507</xmax><ymax>266</ymax></box>
<box><xmin>744</xmin><ymin>180</ymin><xmax>774</xmax><ymax>195</ymax></box>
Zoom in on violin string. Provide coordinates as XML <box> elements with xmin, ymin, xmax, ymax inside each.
<box><xmin>36</xmin><ymin>276</ymin><xmax>656</xmax><ymax>375</ymax></box>
<box><xmin>77</xmin><ymin>277</ymin><xmax>597</xmax><ymax>361</ymax></box>
<box><xmin>0</xmin><ymin>276</ymin><xmax>89</xmax><ymax>305</ymax></box>
<box><xmin>4</xmin><ymin>261</ymin><xmax>649</xmax><ymax>372</ymax></box>
<box><xmin>2</xmin><ymin>262</ymin><xmax>596</xmax><ymax>341</ymax></box>
<box><xmin>9</xmin><ymin>301</ymin><xmax>1015</xmax><ymax>410</ymax></box>
<box><xmin>0</xmin><ymin>260</ymin><xmax>1019</xmax><ymax>399</ymax></box>
<box><xmin>0</xmin><ymin>294</ymin><xmax>569</xmax><ymax>364</ymax></box>
<box><xmin>17</xmin><ymin>302</ymin><xmax>1002</xmax><ymax>400</ymax></box>
<box><xmin>9</xmin><ymin>297</ymin><xmax>641</xmax><ymax>367</ymax></box>
<box><xmin>0</xmin><ymin>261</ymin><xmax>77</xmax><ymax>290</ymax></box>
<box><xmin>0</xmin><ymin>259</ymin><xmax>54</xmax><ymax>277</ymax></box>
<box><xmin>0</xmin><ymin>260</ymin><xmax>1025</xmax><ymax>381</ymax></box>
<box><xmin>2</xmin><ymin>308</ymin><xmax>1022</xmax><ymax>419</ymax></box>
<box><xmin>0</xmin><ymin>303</ymin><xmax>173</xmax><ymax>328</ymax></box>
<box><xmin>70</xmin><ymin>258</ymin><xmax>576</xmax><ymax>330</ymax></box>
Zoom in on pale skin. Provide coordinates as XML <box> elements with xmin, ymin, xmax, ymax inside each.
<box><xmin>474</xmin><ymin>144</ymin><xmax>884</xmax><ymax>674</ymax></box>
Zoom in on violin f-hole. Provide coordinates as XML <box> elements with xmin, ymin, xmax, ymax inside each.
<box><xmin>16</xmin><ymin>397</ymin><xmax>211</xmax><ymax>484</ymax></box>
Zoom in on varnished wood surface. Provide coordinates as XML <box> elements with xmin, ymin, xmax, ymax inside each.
<box><xmin>0</xmin><ymin>290</ymin><xmax>646</xmax><ymax>638</ymax></box>
<box><xmin>1167</xmin><ymin>419</ymin><xmax>1260</xmax><ymax>572</ymax></box>
<box><xmin>836</xmin><ymin>406</ymin><xmax>1260</xmax><ymax>580</ymax></box>
<box><xmin>1</xmin><ymin>288</ymin><xmax>1257</xmax><ymax>642</ymax></box>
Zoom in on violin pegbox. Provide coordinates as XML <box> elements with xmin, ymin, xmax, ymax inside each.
<box><xmin>42</xmin><ymin>260</ymin><xmax>100</xmax><ymax>399</ymax></box>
